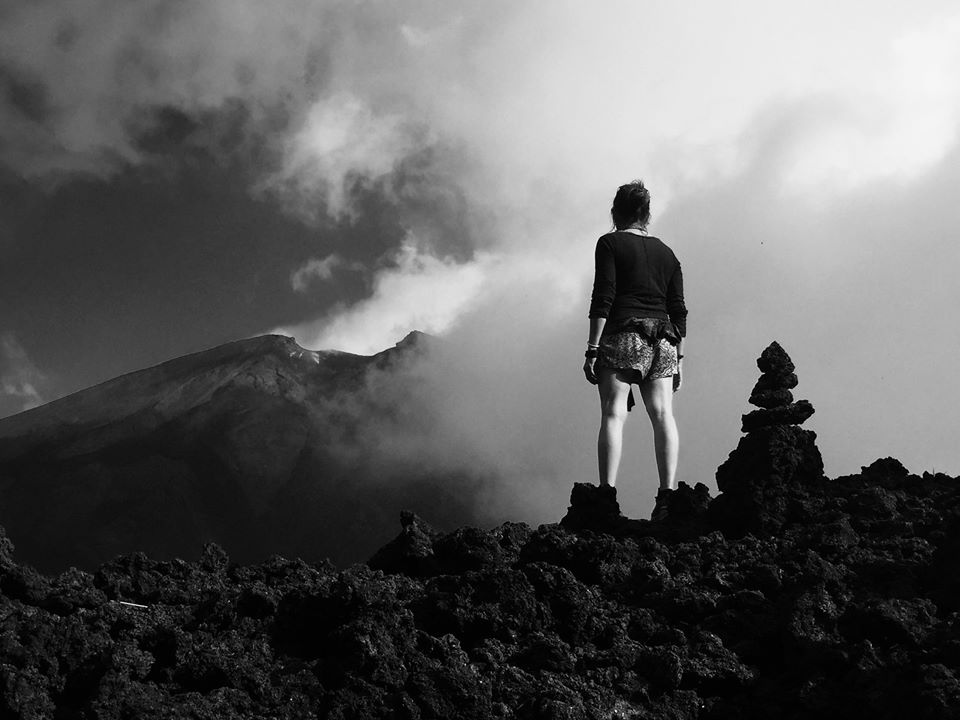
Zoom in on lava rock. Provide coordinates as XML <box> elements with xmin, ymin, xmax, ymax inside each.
<box><xmin>560</xmin><ymin>482</ymin><xmax>623</xmax><ymax>531</ymax></box>
<box><xmin>716</xmin><ymin>425</ymin><xmax>825</xmax><ymax>495</ymax></box>
<box><xmin>0</xmin><ymin>526</ymin><xmax>15</xmax><ymax>569</ymax></box>
<box><xmin>368</xmin><ymin>511</ymin><xmax>441</xmax><ymax>578</ymax></box>
<box><xmin>748</xmin><ymin>387</ymin><xmax>794</xmax><ymax>409</ymax></box>
<box><xmin>742</xmin><ymin>399</ymin><xmax>816</xmax><ymax>432</ymax></box>
<box><xmin>750</xmin><ymin>371</ymin><xmax>799</xmax><ymax>393</ymax></box>
<box><xmin>756</xmin><ymin>341</ymin><xmax>796</xmax><ymax>374</ymax></box>
<box><xmin>709</xmin><ymin>344</ymin><xmax>824</xmax><ymax>536</ymax></box>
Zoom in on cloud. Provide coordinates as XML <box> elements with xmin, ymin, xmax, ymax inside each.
<box><xmin>278</xmin><ymin>237</ymin><xmax>495</xmax><ymax>354</ymax></box>
<box><xmin>0</xmin><ymin>1</ymin><xmax>311</xmax><ymax>178</ymax></box>
<box><xmin>290</xmin><ymin>253</ymin><xmax>361</xmax><ymax>293</ymax></box>
<box><xmin>267</xmin><ymin>94</ymin><xmax>424</xmax><ymax>222</ymax></box>
<box><xmin>0</xmin><ymin>332</ymin><xmax>49</xmax><ymax>414</ymax></box>
<box><xmin>0</xmin><ymin>0</ymin><xmax>512</xmax><ymax>215</ymax></box>
<box><xmin>5</xmin><ymin>1</ymin><xmax>960</xmax><ymax>523</ymax></box>
<box><xmin>259</xmin><ymin>2</ymin><xmax>960</xmax><ymax>521</ymax></box>
<box><xmin>771</xmin><ymin>17</ymin><xmax>960</xmax><ymax>194</ymax></box>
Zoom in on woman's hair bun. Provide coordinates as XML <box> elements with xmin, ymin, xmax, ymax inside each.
<box><xmin>611</xmin><ymin>180</ymin><xmax>651</xmax><ymax>229</ymax></box>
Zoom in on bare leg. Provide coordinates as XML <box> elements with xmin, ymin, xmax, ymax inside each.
<box><xmin>597</xmin><ymin>367</ymin><xmax>633</xmax><ymax>487</ymax></box>
<box><xmin>640</xmin><ymin>377</ymin><xmax>679</xmax><ymax>490</ymax></box>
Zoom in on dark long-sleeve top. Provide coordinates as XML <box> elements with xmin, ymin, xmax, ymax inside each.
<box><xmin>588</xmin><ymin>231</ymin><xmax>687</xmax><ymax>337</ymax></box>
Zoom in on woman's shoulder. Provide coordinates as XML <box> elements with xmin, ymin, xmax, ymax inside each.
<box><xmin>597</xmin><ymin>232</ymin><xmax>678</xmax><ymax>258</ymax></box>
<box><xmin>647</xmin><ymin>235</ymin><xmax>679</xmax><ymax>258</ymax></box>
<box><xmin>598</xmin><ymin>230</ymin><xmax>653</xmax><ymax>242</ymax></box>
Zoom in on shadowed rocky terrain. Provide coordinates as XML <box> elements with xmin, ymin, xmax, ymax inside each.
<box><xmin>3</xmin><ymin>342</ymin><xmax>960</xmax><ymax>718</ymax></box>
<box><xmin>0</xmin><ymin>332</ymin><xmax>485</xmax><ymax>571</ymax></box>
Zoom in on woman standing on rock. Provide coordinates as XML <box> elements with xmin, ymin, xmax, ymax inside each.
<box><xmin>583</xmin><ymin>180</ymin><xmax>687</xmax><ymax>520</ymax></box>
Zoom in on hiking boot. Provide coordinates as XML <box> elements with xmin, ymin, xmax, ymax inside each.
<box><xmin>561</xmin><ymin>482</ymin><xmax>622</xmax><ymax>530</ymax></box>
<box><xmin>650</xmin><ymin>487</ymin><xmax>674</xmax><ymax>522</ymax></box>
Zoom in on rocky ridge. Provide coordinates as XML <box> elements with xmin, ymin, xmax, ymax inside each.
<box><xmin>3</xmin><ymin>343</ymin><xmax>960</xmax><ymax>719</ymax></box>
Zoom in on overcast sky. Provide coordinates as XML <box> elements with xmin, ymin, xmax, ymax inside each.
<box><xmin>2</xmin><ymin>1</ymin><xmax>959</xmax><ymax>521</ymax></box>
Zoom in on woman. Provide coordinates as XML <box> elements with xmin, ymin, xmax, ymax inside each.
<box><xmin>583</xmin><ymin>180</ymin><xmax>687</xmax><ymax>520</ymax></box>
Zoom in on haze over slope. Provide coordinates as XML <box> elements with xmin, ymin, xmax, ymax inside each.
<box><xmin>0</xmin><ymin>332</ymin><xmax>492</xmax><ymax>572</ymax></box>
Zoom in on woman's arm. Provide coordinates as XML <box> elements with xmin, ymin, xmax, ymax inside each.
<box><xmin>665</xmin><ymin>263</ymin><xmax>687</xmax><ymax>338</ymax></box>
<box><xmin>589</xmin><ymin>236</ymin><xmax>616</xmax><ymax>320</ymax></box>
<box><xmin>588</xmin><ymin>317</ymin><xmax>606</xmax><ymax>347</ymax></box>
<box><xmin>666</xmin><ymin>260</ymin><xmax>686</xmax><ymax>392</ymax></box>
<box><xmin>585</xmin><ymin>237</ymin><xmax>614</xmax><ymax>385</ymax></box>
<box><xmin>674</xmin><ymin>336</ymin><xmax>684</xmax><ymax>392</ymax></box>
<box><xmin>583</xmin><ymin>315</ymin><xmax>607</xmax><ymax>385</ymax></box>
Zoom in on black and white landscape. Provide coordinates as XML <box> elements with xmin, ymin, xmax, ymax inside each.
<box><xmin>2</xmin><ymin>344</ymin><xmax>960</xmax><ymax>718</ymax></box>
<box><xmin>3</xmin><ymin>2</ymin><xmax>960</xmax><ymax>718</ymax></box>
<box><xmin>0</xmin><ymin>332</ymin><xmax>489</xmax><ymax>571</ymax></box>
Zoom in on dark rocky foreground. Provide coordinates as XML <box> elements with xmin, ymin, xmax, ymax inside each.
<box><xmin>3</xmin><ymin>343</ymin><xmax>960</xmax><ymax>719</ymax></box>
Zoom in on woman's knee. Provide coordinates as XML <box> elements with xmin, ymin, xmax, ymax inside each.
<box><xmin>601</xmin><ymin>398</ymin><xmax>629</xmax><ymax>422</ymax></box>
<box><xmin>641</xmin><ymin>380</ymin><xmax>674</xmax><ymax>423</ymax></box>
<box><xmin>645</xmin><ymin>402</ymin><xmax>673</xmax><ymax>424</ymax></box>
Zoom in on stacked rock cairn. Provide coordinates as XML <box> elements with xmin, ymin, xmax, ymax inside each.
<box><xmin>743</xmin><ymin>341</ymin><xmax>814</xmax><ymax>432</ymax></box>
<box><xmin>708</xmin><ymin>341</ymin><xmax>826</xmax><ymax>536</ymax></box>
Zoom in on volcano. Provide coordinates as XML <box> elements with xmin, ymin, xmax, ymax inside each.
<box><xmin>0</xmin><ymin>332</ymin><xmax>480</xmax><ymax>572</ymax></box>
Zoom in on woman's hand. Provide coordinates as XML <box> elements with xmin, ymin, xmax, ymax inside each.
<box><xmin>673</xmin><ymin>360</ymin><xmax>682</xmax><ymax>393</ymax></box>
<box><xmin>583</xmin><ymin>357</ymin><xmax>598</xmax><ymax>385</ymax></box>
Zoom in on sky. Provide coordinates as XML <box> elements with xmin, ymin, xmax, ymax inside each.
<box><xmin>2</xmin><ymin>0</ymin><xmax>960</xmax><ymax>523</ymax></box>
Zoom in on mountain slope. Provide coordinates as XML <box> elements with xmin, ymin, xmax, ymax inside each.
<box><xmin>0</xmin><ymin>332</ymin><xmax>479</xmax><ymax>571</ymax></box>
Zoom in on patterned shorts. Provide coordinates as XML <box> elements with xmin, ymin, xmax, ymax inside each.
<box><xmin>597</xmin><ymin>332</ymin><xmax>678</xmax><ymax>382</ymax></box>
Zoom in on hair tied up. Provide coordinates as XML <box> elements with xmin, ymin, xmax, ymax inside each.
<box><xmin>611</xmin><ymin>180</ymin><xmax>651</xmax><ymax>230</ymax></box>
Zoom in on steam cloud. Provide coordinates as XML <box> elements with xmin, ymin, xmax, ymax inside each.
<box><xmin>0</xmin><ymin>333</ymin><xmax>49</xmax><ymax>415</ymax></box>
<box><xmin>3</xmin><ymin>2</ymin><xmax>960</xmax><ymax>522</ymax></box>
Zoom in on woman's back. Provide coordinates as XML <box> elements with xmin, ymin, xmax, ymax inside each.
<box><xmin>589</xmin><ymin>231</ymin><xmax>686</xmax><ymax>333</ymax></box>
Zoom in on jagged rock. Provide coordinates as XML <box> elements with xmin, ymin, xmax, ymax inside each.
<box><xmin>717</xmin><ymin>425</ymin><xmax>825</xmax><ymax>495</ymax></box>
<box><xmin>861</xmin><ymin>457</ymin><xmax>911</xmax><ymax>481</ymax></box>
<box><xmin>648</xmin><ymin>482</ymin><xmax>713</xmax><ymax>540</ymax></box>
<box><xmin>744</xmin><ymin>343</ymin><xmax>811</xmax><ymax>435</ymax></box>
<box><xmin>0</xmin><ymin>526</ymin><xmax>14</xmax><ymax>569</ymax></box>
<box><xmin>749</xmin><ymin>342</ymin><xmax>800</xmax><ymax>415</ymax></box>
<box><xmin>742</xmin><ymin>399</ymin><xmax>816</xmax><ymax>432</ymax></box>
<box><xmin>756</xmin><ymin>341</ymin><xmax>796</xmax><ymax>374</ymax></box>
<box><xmin>748</xmin><ymin>387</ymin><xmax>794</xmax><ymax>409</ymax></box>
<box><xmin>434</xmin><ymin>527</ymin><xmax>509</xmax><ymax>573</ymax></box>
<box><xmin>560</xmin><ymin>482</ymin><xmax>623</xmax><ymax>531</ymax></box>
<box><xmin>367</xmin><ymin>511</ymin><xmax>441</xmax><ymax>578</ymax></box>
<box><xmin>199</xmin><ymin>543</ymin><xmax>229</xmax><ymax>574</ymax></box>
<box><xmin>916</xmin><ymin>664</ymin><xmax>960</xmax><ymax>715</ymax></box>
<box><xmin>3</xmin><ymin>449</ymin><xmax>960</xmax><ymax>719</ymax></box>
<box><xmin>839</xmin><ymin>597</ymin><xmax>938</xmax><ymax>647</ymax></box>
<box><xmin>751</xmin><ymin>371</ymin><xmax>799</xmax><ymax>393</ymax></box>
<box><xmin>709</xmin><ymin>344</ymin><xmax>824</xmax><ymax>536</ymax></box>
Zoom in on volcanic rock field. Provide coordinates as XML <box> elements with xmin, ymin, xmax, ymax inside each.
<box><xmin>3</xmin><ymin>343</ymin><xmax>960</xmax><ymax>719</ymax></box>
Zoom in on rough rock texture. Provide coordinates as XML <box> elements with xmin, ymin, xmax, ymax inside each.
<box><xmin>3</xmin><ymin>456</ymin><xmax>960</xmax><ymax>720</ymax></box>
<box><xmin>560</xmin><ymin>482</ymin><xmax>623</xmax><ymax>531</ymax></box>
<box><xmin>741</xmin><ymin>342</ymin><xmax>812</xmax><ymax>432</ymax></box>
<box><xmin>3</xmin><ymin>342</ymin><xmax>960</xmax><ymax>719</ymax></box>
<box><xmin>710</xmin><ymin>342</ymin><xmax>826</xmax><ymax>536</ymax></box>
